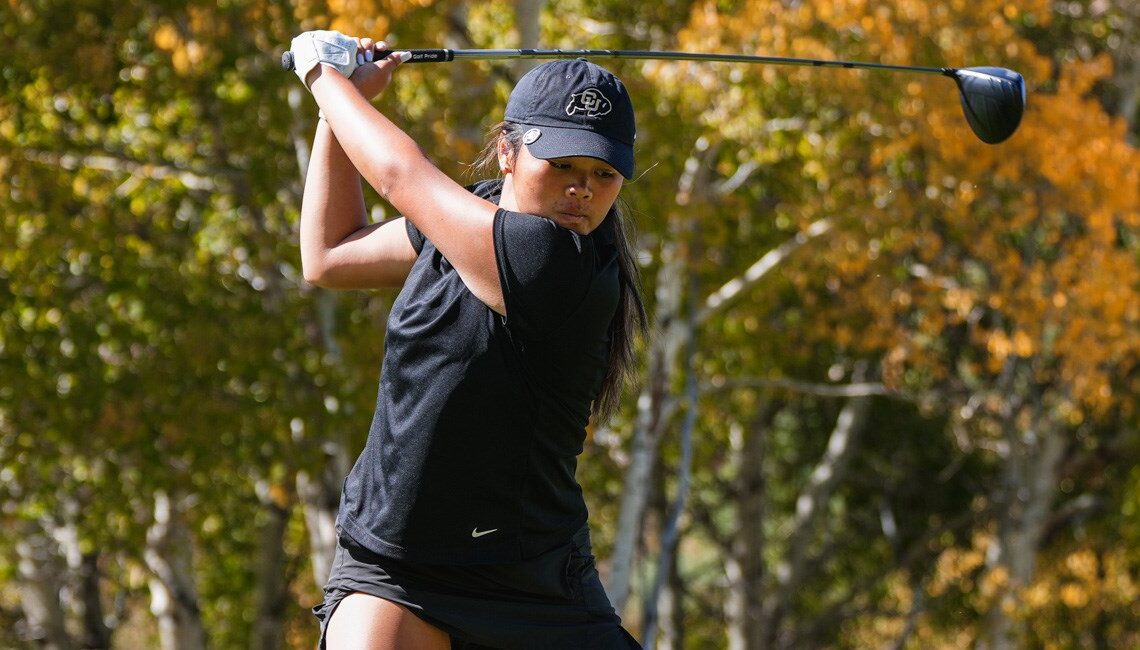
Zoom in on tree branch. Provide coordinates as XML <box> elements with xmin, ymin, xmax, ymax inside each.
<box><xmin>696</xmin><ymin>218</ymin><xmax>833</xmax><ymax>325</ymax></box>
<box><xmin>21</xmin><ymin>148</ymin><xmax>232</xmax><ymax>191</ymax></box>
<box><xmin>712</xmin><ymin>160</ymin><xmax>759</xmax><ymax>196</ymax></box>
<box><xmin>702</xmin><ymin>377</ymin><xmax>903</xmax><ymax>399</ymax></box>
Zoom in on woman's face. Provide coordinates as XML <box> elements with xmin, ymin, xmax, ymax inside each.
<box><xmin>498</xmin><ymin>141</ymin><xmax>623</xmax><ymax>235</ymax></box>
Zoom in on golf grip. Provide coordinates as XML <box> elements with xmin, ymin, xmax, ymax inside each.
<box><xmin>281</xmin><ymin>49</ymin><xmax>454</xmax><ymax>70</ymax></box>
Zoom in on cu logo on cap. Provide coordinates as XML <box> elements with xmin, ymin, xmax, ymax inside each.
<box><xmin>566</xmin><ymin>88</ymin><xmax>613</xmax><ymax>118</ymax></box>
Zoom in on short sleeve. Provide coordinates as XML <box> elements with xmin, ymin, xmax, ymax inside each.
<box><xmin>405</xmin><ymin>218</ymin><xmax>426</xmax><ymax>254</ymax></box>
<box><xmin>494</xmin><ymin>209</ymin><xmax>597</xmax><ymax>338</ymax></box>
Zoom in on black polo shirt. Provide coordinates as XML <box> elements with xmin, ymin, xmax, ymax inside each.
<box><xmin>337</xmin><ymin>180</ymin><xmax>620</xmax><ymax>564</ymax></box>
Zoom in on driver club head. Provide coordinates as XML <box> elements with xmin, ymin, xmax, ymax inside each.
<box><xmin>951</xmin><ymin>67</ymin><xmax>1026</xmax><ymax>144</ymax></box>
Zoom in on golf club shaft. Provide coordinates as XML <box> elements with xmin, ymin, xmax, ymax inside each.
<box><xmin>282</xmin><ymin>46</ymin><xmax>1024</xmax><ymax>143</ymax></box>
<box><xmin>284</xmin><ymin>47</ymin><xmax>957</xmax><ymax>76</ymax></box>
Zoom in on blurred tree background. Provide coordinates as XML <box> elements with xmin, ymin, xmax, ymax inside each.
<box><xmin>1</xmin><ymin>0</ymin><xmax>1136</xmax><ymax>648</ymax></box>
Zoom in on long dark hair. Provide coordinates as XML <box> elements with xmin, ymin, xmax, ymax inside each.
<box><xmin>474</xmin><ymin>122</ymin><xmax>648</xmax><ymax>421</ymax></box>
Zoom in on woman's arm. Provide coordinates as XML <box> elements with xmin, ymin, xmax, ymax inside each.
<box><xmin>305</xmin><ymin>53</ymin><xmax>506</xmax><ymax>313</ymax></box>
<box><xmin>300</xmin><ymin>119</ymin><xmax>416</xmax><ymax>289</ymax></box>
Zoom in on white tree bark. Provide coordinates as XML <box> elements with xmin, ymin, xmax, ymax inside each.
<box><xmin>145</xmin><ymin>491</ymin><xmax>206</xmax><ymax>650</ymax></box>
<box><xmin>696</xmin><ymin>219</ymin><xmax>833</xmax><ymax>324</ymax></box>
<box><xmin>642</xmin><ymin>302</ymin><xmax>701</xmax><ymax>647</ymax></box>
<box><xmin>607</xmin><ymin>142</ymin><xmax>834</xmax><ymax>614</ymax></box>
<box><xmin>297</xmin><ymin>446</ymin><xmax>349</xmax><ymax>588</ymax></box>
<box><xmin>15</xmin><ymin>523</ymin><xmax>74</xmax><ymax>650</ymax></box>
<box><xmin>52</xmin><ymin>515</ymin><xmax>111</xmax><ymax>648</ymax></box>
<box><xmin>288</xmin><ymin>85</ymin><xmax>352</xmax><ymax>592</ymax></box>
<box><xmin>1113</xmin><ymin>4</ymin><xmax>1139</xmax><ymax>142</ymax></box>
<box><xmin>76</xmin><ymin>551</ymin><xmax>110</xmax><ymax>648</ymax></box>
<box><xmin>759</xmin><ymin>365</ymin><xmax>873</xmax><ymax>648</ymax></box>
<box><xmin>298</xmin><ymin>284</ymin><xmax>354</xmax><ymax>590</ymax></box>
<box><xmin>983</xmin><ymin>414</ymin><xmax>1066</xmax><ymax>650</ymax></box>
<box><xmin>513</xmin><ymin>0</ymin><xmax>545</xmax><ymax>49</ymax></box>
<box><xmin>784</xmin><ymin>367</ymin><xmax>872</xmax><ymax>579</ymax></box>
<box><xmin>250</xmin><ymin>482</ymin><xmax>290</xmax><ymax>650</ymax></box>
<box><xmin>287</xmin><ymin>87</ymin><xmax>312</xmax><ymax>182</ymax></box>
<box><xmin>606</xmin><ymin>208</ymin><xmax>691</xmax><ymax>613</ymax></box>
<box><xmin>725</xmin><ymin>404</ymin><xmax>774</xmax><ymax>650</ymax></box>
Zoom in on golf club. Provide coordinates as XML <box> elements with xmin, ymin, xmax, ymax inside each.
<box><xmin>282</xmin><ymin>48</ymin><xmax>1026</xmax><ymax>144</ymax></box>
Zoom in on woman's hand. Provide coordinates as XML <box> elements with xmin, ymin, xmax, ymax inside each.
<box><xmin>349</xmin><ymin>38</ymin><xmax>408</xmax><ymax>101</ymax></box>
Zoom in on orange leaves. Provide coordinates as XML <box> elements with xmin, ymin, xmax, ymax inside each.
<box><xmin>1059</xmin><ymin>52</ymin><xmax>1114</xmax><ymax>97</ymax></box>
<box><xmin>852</xmin><ymin>536</ymin><xmax>1140</xmax><ymax>647</ymax></box>
<box><xmin>665</xmin><ymin>0</ymin><xmax>1137</xmax><ymax>423</ymax></box>
<box><xmin>152</xmin><ymin>21</ymin><xmax>207</xmax><ymax>75</ymax></box>
<box><xmin>1009</xmin><ymin>58</ymin><xmax>1135</xmax><ymax>217</ymax></box>
<box><xmin>326</xmin><ymin>0</ymin><xmax>388</xmax><ymax>36</ymax></box>
<box><xmin>928</xmin><ymin>529</ymin><xmax>989</xmax><ymax>598</ymax></box>
<box><xmin>153</xmin><ymin>22</ymin><xmax>180</xmax><ymax>52</ymax></box>
<box><xmin>1020</xmin><ymin>547</ymin><xmax>1140</xmax><ymax>643</ymax></box>
<box><xmin>984</xmin><ymin>329</ymin><xmax>1035</xmax><ymax>369</ymax></box>
<box><xmin>149</xmin><ymin>6</ymin><xmax>232</xmax><ymax>76</ymax></box>
<box><xmin>941</xmin><ymin>286</ymin><xmax>977</xmax><ymax>319</ymax></box>
<box><xmin>293</xmin><ymin>0</ymin><xmax>439</xmax><ymax>37</ymax></box>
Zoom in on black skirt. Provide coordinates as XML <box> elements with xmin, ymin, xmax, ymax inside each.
<box><xmin>312</xmin><ymin>524</ymin><xmax>641</xmax><ymax>649</ymax></box>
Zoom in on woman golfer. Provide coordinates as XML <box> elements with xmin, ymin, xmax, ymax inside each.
<box><xmin>291</xmin><ymin>30</ymin><xmax>645</xmax><ymax>649</ymax></box>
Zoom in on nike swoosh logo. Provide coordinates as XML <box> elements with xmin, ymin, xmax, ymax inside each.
<box><xmin>471</xmin><ymin>527</ymin><xmax>498</xmax><ymax>538</ymax></box>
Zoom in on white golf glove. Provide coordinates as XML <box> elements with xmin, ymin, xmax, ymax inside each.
<box><xmin>290</xmin><ymin>30</ymin><xmax>359</xmax><ymax>88</ymax></box>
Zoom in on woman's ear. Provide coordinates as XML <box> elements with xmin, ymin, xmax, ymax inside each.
<box><xmin>496</xmin><ymin>137</ymin><xmax>513</xmax><ymax>175</ymax></box>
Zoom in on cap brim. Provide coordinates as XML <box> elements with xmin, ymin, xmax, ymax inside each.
<box><xmin>522</xmin><ymin>125</ymin><xmax>634</xmax><ymax>179</ymax></box>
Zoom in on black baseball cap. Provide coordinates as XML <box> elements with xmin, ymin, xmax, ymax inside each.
<box><xmin>504</xmin><ymin>59</ymin><xmax>636</xmax><ymax>179</ymax></box>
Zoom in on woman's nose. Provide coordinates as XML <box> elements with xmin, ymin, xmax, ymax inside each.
<box><xmin>566</xmin><ymin>179</ymin><xmax>592</xmax><ymax>200</ymax></box>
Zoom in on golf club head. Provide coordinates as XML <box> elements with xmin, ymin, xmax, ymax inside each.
<box><xmin>952</xmin><ymin>67</ymin><xmax>1026</xmax><ymax>144</ymax></box>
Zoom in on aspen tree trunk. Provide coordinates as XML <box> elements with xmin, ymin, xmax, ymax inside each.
<box><xmin>145</xmin><ymin>491</ymin><xmax>206</xmax><ymax>650</ymax></box>
<box><xmin>759</xmin><ymin>368</ymin><xmax>873</xmax><ymax>648</ymax></box>
<box><xmin>644</xmin><ymin>485</ymin><xmax>691</xmax><ymax>650</ymax></box>
<box><xmin>724</xmin><ymin>556</ymin><xmax>747</xmax><ymax>650</ymax></box>
<box><xmin>725</xmin><ymin>403</ymin><xmax>775</xmax><ymax>650</ymax></box>
<box><xmin>889</xmin><ymin>575</ymin><xmax>925</xmax><ymax>650</ymax></box>
<box><xmin>298</xmin><ymin>289</ymin><xmax>350</xmax><ymax>588</ymax></box>
<box><xmin>655</xmin><ymin>550</ymin><xmax>685</xmax><ymax>650</ymax></box>
<box><xmin>607</xmin><ymin>141</ymin><xmax>713</xmax><ymax>613</ymax></box>
<box><xmin>15</xmin><ymin>523</ymin><xmax>74</xmax><ymax>650</ymax></box>
<box><xmin>76</xmin><ymin>551</ymin><xmax>111</xmax><ymax>649</ymax></box>
<box><xmin>607</xmin><ymin>140</ymin><xmax>832</xmax><ymax>615</ymax></box>
<box><xmin>513</xmin><ymin>0</ymin><xmax>545</xmax><ymax>56</ymax></box>
<box><xmin>56</xmin><ymin>520</ymin><xmax>111</xmax><ymax>648</ymax></box>
<box><xmin>288</xmin><ymin>87</ymin><xmax>353</xmax><ymax>591</ymax></box>
<box><xmin>1114</xmin><ymin>8</ymin><xmax>1138</xmax><ymax>142</ymax></box>
<box><xmin>199</xmin><ymin>91</ymin><xmax>321</xmax><ymax>631</ymax></box>
<box><xmin>643</xmin><ymin>301</ymin><xmax>700</xmax><ymax>648</ymax></box>
<box><xmin>607</xmin><ymin>221</ymin><xmax>691</xmax><ymax>613</ymax></box>
<box><xmin>297</xmin><ymin>440</ymin><xmax>349</xmax><ymax>587</ymax></box>
<box><xmin>251</xmin><ymin>482</ymin><xmax>290</xmax><ymax>650</ymax></box>
<box><xmin>640</xmin><ymin>466</ymin><xmax>668</xmax><ymax>646</ymax></box>
<box><xmin>983</xmin><ymin>416</ymin><xmax>1065</xmax><ymax>650</ymax></box>
<box><xmin>49</xmin><ymin>499</ymin><xmax>111</xmax><ymax>649</ymax></box>
<box><xmin>297</xmin><ymin>469</ymin><xmax>337</xmax><ymax>586</ymax></box>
